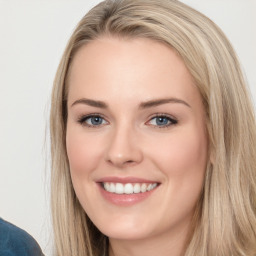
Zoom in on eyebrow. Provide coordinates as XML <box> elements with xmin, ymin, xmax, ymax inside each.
<box><xmin>139</xmin><ymin>98</ymin><xmax>191</xmax><ymax>109</ymax></box>
<box><xmin>71</xmin><ymin>98</ymin><xmax>107</xmax><ymax>108</ymax></box>
<box><xmin>71</xmin><ymin>97</ymin><xmax>191</xmax><ymax>109</ymax></box>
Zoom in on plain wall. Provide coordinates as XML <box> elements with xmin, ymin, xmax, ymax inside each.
<box><xmin>0</xmin><ymin>0</ymin><xmax>255</xmax><ymax>255</ymax></box>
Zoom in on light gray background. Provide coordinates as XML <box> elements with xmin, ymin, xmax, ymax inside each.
<box><xmin>0</xmin><ymin>0</ymin><xmax>255</xmax><ymax>255</ymax></box>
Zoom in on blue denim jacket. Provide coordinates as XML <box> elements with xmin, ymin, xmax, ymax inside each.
<box><xmin>0</xmin><ymin>218</ymin><xmax>44</xmax><ymax>256</ymax></box>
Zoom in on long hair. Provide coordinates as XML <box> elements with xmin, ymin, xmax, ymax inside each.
<box><xmin>50</xmin><ymin>0</ymin><xmax>256</xmax><ymax>255</ymax></box>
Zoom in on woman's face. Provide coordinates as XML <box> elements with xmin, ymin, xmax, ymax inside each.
<box><xmin>66</xmin><ymin>37</ymin><xmax>208</xmax><ymax>241</ymax></box>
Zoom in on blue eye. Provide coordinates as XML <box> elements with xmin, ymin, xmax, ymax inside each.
<box><xmin>148</xmin><ymin>115</ymin><xmax>177</xmax><ymax>127</ymax></box>
<box><xmin>78</xmin><ymin>115</ymin><xmax>107</xmax><ymax>127</ymax></box>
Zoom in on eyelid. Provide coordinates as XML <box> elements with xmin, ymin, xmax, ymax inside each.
<box><xmin>77</xmin><ymin>113</ymin><xmax>109</xmax><ymax>127</ymax></box>
<box><xmin>76</xmin><ymin>112</ymin><xmax>178</xmax><ymax>128</ymax></box>
<box><xmin>146</xmin><ymin>113</ymin><xmax>178</xmax><ymax>128</ymax></box>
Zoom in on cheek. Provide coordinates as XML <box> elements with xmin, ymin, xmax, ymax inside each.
<box><xmin>66</xmin><ymin>127</ymin><xmax>103</xmax><ymax>177</ymax></box>
<box><xmin>156</xmin><ymin>128</ymin><xmax>207</xmax><ymax>175</ymax></box>
<box><xmin>150</xmin><ymin>126</ymin><xmax>208</xmax><ymax>200</ymax></box>
<box><xmin>151</xmin><ymin>127</ymin><xmax>208</xmax><ymax>222</ymax></box>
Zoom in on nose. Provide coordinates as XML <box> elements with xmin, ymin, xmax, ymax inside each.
<box><xmin>105</xmin><ymin>124</ymin><xmax>143</xmax><ymax>168</ymax></box>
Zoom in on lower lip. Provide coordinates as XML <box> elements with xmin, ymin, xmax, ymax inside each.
<box><xmin>98</xmin><ymin>184</ymin><xmax>158</xmax><ymax>206</ymax></box>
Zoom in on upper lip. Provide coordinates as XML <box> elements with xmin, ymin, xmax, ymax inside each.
<box><xmin>96</xmin><ymin>176</ymin><xmax>160</xmax><ymax>184</ymax></box>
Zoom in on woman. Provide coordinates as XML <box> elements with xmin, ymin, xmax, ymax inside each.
<box><xmin>50</xmin><ymin>0</ymin><xmax>256</xmax><ymax>255</ymax></box>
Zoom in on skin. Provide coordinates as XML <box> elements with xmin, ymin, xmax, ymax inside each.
<box><xmin>66</xmin><ymin>37</ymin><xmax>208</xmax><ymax>256</ymax></box>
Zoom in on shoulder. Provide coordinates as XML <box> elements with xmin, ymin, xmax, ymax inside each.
<box><xmin>0</xmin><ymin>218</ymin><xmax>44</xmax><ymax>256</ymax></box>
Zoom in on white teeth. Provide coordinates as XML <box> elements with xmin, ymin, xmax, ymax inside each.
<box><xmin>152</xmin><ymin>183</ymin><xmax>157</xmax><ymax>189</ymax></box>
<box><xmin>109</xmin><ymin>183</ymin><xmax>115</xmax><ymax>193</ymax></box>
<box><xmin>102</xmin><ymin>182</ymin><xmax>158</xmax><ymax>194</ymax></box>
<box><xmin>115</xmin><ymin>183</ymin><xmax>124</xmax><ymax>194</ymax></box>
<box><xmin>141</xmin><ymin>183</ymin><xmax>147</xmax><ymax>193</ymax></box>
<box><xmin>147</xmin><ymin>184</ymin><xmax>152</xmax><ymax>191</ymax></box>
<box><xmin>124</xmin><ymin>183</ymin><xmax>133</xmax><ymax>194</ymax></box>
<box><xmin>133</xmin><ymin>183</ymin><xmax>141</xmax><ymax>194</ymax></box>
<box><xmin>104</xmin><ymin>183</ymin><xmax>110</xmax><ymax>191</ymax></box>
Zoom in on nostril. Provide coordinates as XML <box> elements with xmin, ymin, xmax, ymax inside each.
<box><xmin>106</xmin><ymin>158</ymin><xmax>137</xmax><ymax>168</ymax></box>
<box><xmin>123</xmin><ymin>160</ymin><xmax>137</xmax><ymax>166</ymax></box>
<box><xmin>105</xmin><ymin>143</ymin><xmax>143</xmax><ymax>166</ymax></box>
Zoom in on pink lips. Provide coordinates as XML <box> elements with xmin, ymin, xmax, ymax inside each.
<box><xmin>97</xmin><ymin>176</ymin><xmax>159</xmax><ymax>206</ymax></box>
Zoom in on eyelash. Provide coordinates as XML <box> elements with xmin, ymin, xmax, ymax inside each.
<box><xmin>77</xmin><ymin>113</ymin><xmax>178</xmax><ymax>128</ymax></box>
<box><xmin>77</xmin><ymin>114</ymin><xmax>107</xmax><ymax>128</ymax></box>
<box><xmin>146</xmin><ymin>113</ymin><xmax>178</xmax><ymax>128</ymax></box>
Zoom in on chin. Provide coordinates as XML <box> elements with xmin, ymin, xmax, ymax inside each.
<box><xmin>93</xmin><ymin>215</ymin><xmax>157</xmax><ymax>240</ymax></box>
<box><xmin>101</xmin><ymin>226</ymin><xmax>151</xmax><ymax>240</ymax></box>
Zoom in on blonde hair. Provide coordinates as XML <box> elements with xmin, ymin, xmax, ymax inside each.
<box><xmin>50</xmin><ymin>0</ymin><xmax>256</xmax><ymax>255</ymax></box>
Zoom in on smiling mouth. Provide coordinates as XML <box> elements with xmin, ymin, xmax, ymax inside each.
<box><xmin>101</xmin><ymin>182</ymin><xmax>159</xmax><ymax>194</ymax></box>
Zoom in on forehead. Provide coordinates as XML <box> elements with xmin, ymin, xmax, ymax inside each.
<box><xmin>67</xmin><ymin>36</ymin><xmax>200</xmax><ymax>107</ymax></box>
